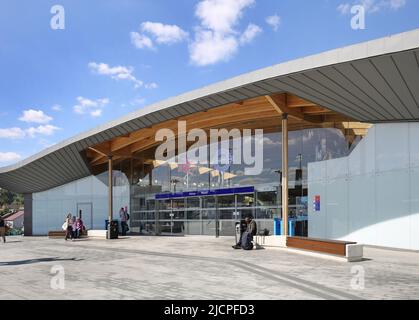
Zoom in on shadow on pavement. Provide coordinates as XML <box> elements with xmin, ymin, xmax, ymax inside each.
<box><xmin>0</xmin><ymin>257</ymin><xmax>83</xmax><ymax>266</ymax></box>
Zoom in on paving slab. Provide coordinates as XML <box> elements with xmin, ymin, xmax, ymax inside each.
<box><xmin>0</xmin><ymin>236</ymin><xmax>418</xmax><ymax>300</ymax></box>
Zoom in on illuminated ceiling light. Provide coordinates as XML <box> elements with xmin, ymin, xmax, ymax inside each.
<box><xmin>211</xmin><ymin>170</ymin><xmax>220</xmax><ymax>178</ymax></box>
<box><xmin>168</xmin><ymin>162</ymin><xmax>178</xmax><ymax>170</ymax></box>
<box><xmin>198</xmin><ymin>167</ymin><xmax>212</xmax><ymax>175</ymax></box>
<box><xmin>223</xmin><ymin>172</ymin><xmax>237</xmax><ymax>180</ymax></box>
<box><xmin>153</xmin><ymin>160</ymin><xmax>166</xmax><ymax>168</ymax></box>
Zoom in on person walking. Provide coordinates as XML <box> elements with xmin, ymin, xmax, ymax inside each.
<box><xmin>63</xmin><ymin>213</ymin><xmax>73</xmax><ymax>241</ymax></box>
<box><xmin>119</xmin><ymin>207</ymin><xmax>128</xmax><ymax>236</ymax></box>
<box><xmin>124</xmin><ymin>206</ymin><xmax>130</xmax><ymax>233</ymax></box>
<box><xmin>0</xmin><ymin>216</ymin><xmax>6</xmax><ymax>243</ymax></box>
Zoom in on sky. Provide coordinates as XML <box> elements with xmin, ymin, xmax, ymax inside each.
<box><xmin>0</xmin><ymin>0</ymin><xmax>418</xmax><ymax>167</ymax></box>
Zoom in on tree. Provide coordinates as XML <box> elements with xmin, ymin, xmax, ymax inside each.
<box><xmin>0</xmin><ymin>188</ymin><xmax>23</xmax><ymax>208</ymax></box>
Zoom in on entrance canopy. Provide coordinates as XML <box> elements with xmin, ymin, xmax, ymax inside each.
<box><xmin>1</xmin><ymin>28</ymin><xmax>419</xmax><ymax>193</ymax></box>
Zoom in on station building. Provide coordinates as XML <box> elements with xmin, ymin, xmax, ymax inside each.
<box><xmin>1</xmin><ymin>29</ymin><xmax>419</xmax><ymax>250</ymax></box>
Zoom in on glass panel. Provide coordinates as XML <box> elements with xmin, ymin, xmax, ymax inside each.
<box><xmin>187</xmin><ymin>210</ymin><xmax>201</xmax><ymax>220</ymax></box>
<box><xmin>202</xmin><ymin>210</ymin><xmax>216</xmax><ymax>220</ymax></box>
<box><xmin>158</xmin><ymin>200</ymin><xmax>171</xmax><ymax>210</ymax></box>
<box><xmin>172</xmin><ymin>199</ymin><xmax>185</xmax><ymax>210</ymax></box>
<box><xmin>185</xmin><ymin>221</ymin><xmax>202</xmax><ymax>235</ymax></box>
<box><xmin>255</xmin><ymin>208</ymin><xmax>278</xmax><ymax>220</ymax></box>
<box><xmin>256</xmin><ymin>220</ymin><xmax>274</xmax><ymax>236</ymax></box>
<box><xmin>256</xmin><ymin>191</ymin><xmax>278</xmax><ymax>207</ymax></box>
<box><xmin>159</xmin><ymin>211</ymin><xmax>185</xmax><ymax>220</ymax></box>
<box><xmin>218</xmin><ymin>195</ymin><xmax>235</xmax><ymax>208</ymax></box>
<box><xmin>219</xmin><ymin>209</ymin><xmax>234</xmax><ymax>220</ymax></box>
<box><xmin>219</xmin><ymin>220</ymin><xmax>236</xmax><ymax>236</ymax></box>
<box><xmin>202</xmin><ymin>220</ymin><xmax>216</xmax><ymax>235</ymax></box>
<box><xmin>202</xmin><ymin>197</ymin><xmax>216</xmax><ymax>209</ymax></box>
<box><xmin>187</xmin><ymin>197</ymin><xmax>200</xmax><ymax>209</ymax></box>
<box><xmin>143</xmin><ymin>222</ymin><xmax>156</xmax><ymax>234</ymax></box>
<box><xmin>159</xmin><ymin>221</ymin><xmax>185</xmax><ymax>234</ymax></box>
<box><xmin>236</xmin><ymin>194</ymin><xmax>255</xmax><ymax>207</ymax></box>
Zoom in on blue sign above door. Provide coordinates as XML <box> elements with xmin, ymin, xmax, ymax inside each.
<box><xmin>155</xmin><ymin>186</ymin><xmax>255</xmax><ymax>200</ymax></box>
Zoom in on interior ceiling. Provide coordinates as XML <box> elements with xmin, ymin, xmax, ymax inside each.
<box><xmin>0</xmin><ymin>37</ymin><xmax>418</xmax><ymax>193</ymax></box>
<box><xmin>86</xmin><ymin>93</ymin><xmax>372</xmax><ymax>169</ymax></box>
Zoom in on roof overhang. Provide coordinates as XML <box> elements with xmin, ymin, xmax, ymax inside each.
<box><xmin>1</xmin><ymin>28</ymin><xmax>419</xmax><ymax>193</ymax></box>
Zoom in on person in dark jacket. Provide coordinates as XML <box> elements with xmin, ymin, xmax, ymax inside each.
<box><xmin>0</xmin><ymin>217</ymin><xmax>6</xmax><ymax>243</ymax></box>
<box><xmin>232</xmin><ymin>215</ymin><xmax>257</xmax><ymax>249</ymax></box>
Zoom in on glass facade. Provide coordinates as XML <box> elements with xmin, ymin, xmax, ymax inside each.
<box><xmin>31</xmin><ymin>127</ymin><xmax>358</xmax><ymax>236</ymax></box>
<box><xmin>129</xmin><ymin>128</ymin><xmax>356</xmax><ymax>236</ymax></box>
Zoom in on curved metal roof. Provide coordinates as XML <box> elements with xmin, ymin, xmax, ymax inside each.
<box><xmin>1</xmin><ymin>28</ymin><xmax>419</xmax><ymax>193</ymax></box>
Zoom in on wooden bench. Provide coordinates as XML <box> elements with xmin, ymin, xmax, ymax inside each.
<box><xmin>48</xmin><ymin>230</ymin><xmax>88</xmax><ymax>238</ymax></box>
<box><xmin>286</xmin><ymin>236</ymin><xmax>360</xmax><ymax>259</ymax></box>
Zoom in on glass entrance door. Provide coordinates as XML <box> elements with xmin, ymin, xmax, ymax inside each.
<box><xmin>157</xmin><ymin>199</ymin><xmax>185</xmax><ymax>236</ymax></box>
<box><xmin>77</xmin><ymin>202</ymin><xmax>93</xmax><ymax>230</ymax></box>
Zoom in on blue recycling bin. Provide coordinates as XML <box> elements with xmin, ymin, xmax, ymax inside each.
<box><xmin>288</xmin><ymin>219</ymin><xmax>296</xmax><ymax>237</ymax></box>
<box><xmin>273</xmin><ymin>218</ymin><xmax>297</xmax><ymax>236</ymax></box>
<box><xmin>274</xmin><ymin>218</ymin><xmax>281</xmax><ymax>235</ymax></box>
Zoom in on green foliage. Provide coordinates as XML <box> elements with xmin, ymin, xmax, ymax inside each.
<box><xmin>0</xmin><ymin>188</ymin><xmax>23</xmax><ymax>209</ymax></box>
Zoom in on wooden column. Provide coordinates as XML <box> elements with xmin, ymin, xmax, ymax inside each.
<box><xmin>108</xmin><ymin>155</ymin><xmax>113</xmax><ymax>228</ymax></box>
<box><xmin>282</xmin><ymin>113</ymin><xmax>289</xmax><ymax>236</ymax></box>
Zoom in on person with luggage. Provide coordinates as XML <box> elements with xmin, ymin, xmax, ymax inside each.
<box><xmin>232</xmin><ymin>215</ymin><xmax>257</xmax><ymax>250</ymax></box>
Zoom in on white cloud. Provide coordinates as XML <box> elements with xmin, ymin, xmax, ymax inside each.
<box><xmin>240</xmin><ymin>23</ymin><xmax>262</xmax><ymax>44</ymax></box>
<box><xmin>130</xmin><ymin>32</ymin><xmax>154</xmax><ymax>49</ymax></box>
<box><xmin>19</xmin><ymin>109</ymin><xmax>53</xmax><ymax>124</ymax></box>
<box><xmin>51</xmin><ymin>104</ymin><xmax>62</xmax><ymax>112</ymax></box>
<box><xmin>337</xmin><ymin>3</ymin><xmax>352</xmax><ymax>14</ymax></box>
<box><xmin>88</xmin><ymin>62</ymin><xmax>144</xmax><ymax>88</ymax></box>
<box><xmin>131</xmin><ymin>22</ymin><xmax>188</xmax><ymax>51</ymax></box>
<box><xmin>74</xmin><ymin>97</ymin><xmax>110</xmax><ymax>117</ymax></box>
<box><xmin>266</xmin><ymin>14</ymin><xmax>281</xmax><ymax>31</ymax></box>
<box><xmin>0</xmin><ymin>127</ymin><xmax>26</xmax><ymax>139</ymax></box>
<box><xmin>337</xmin><ymin>0</ymin><xmax>407</xmax><ymax>14</ymax></box>
<box><xmin>141</xmin><ymin>22</ymin><xmax>189</xmax><ymax>45</ymax></box>
<box><xmin>195</xmin><ymin>0</ymin><xmax>255</xmax><ymax>33</ymax></box>
<box><xmin>26</xmin><ymin>125</ymin><xmax>60</xmax><ymax>138</ymax></box>
<box><xmin>190</xmin><ymin>30</ymin><xmax>239</xmax><ymax>66</ymax></box>
<box><xmin>0</xmin><ymin>152</ymin><xmax>21</xmax><ymax>163</ymax></box>
<box><xmin>388</xmin><ymin>0</ymin><xmax>406</xmax><ymax>9</ymax></box>
<box><xmin>189</xmin><ymin>0</ymin><xmax>261</xmax><ymax>66</ymax></box>
<box><xmin>145</xmin><ymin>82</ymin><xmax>158</xmax><ymax>89</ymax></box>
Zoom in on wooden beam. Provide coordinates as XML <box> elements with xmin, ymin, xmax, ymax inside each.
<box><xmin>265</xmin><ymin>94</ymin><xmax>324</xmax><ymax>123</ymax></box>
<box><xmin>88</xmin><ymin>145</ymin><xmax>110</xmax><ymax>157</ymax></box>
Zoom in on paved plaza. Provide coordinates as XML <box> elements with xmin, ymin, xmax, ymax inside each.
<box><xmin>0</xmin><ymin>236</ymin><xmax>418</xmax><ymax>300</ymax></box>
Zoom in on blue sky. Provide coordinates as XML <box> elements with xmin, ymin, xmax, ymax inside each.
<box><xmin>0</xmin><ymin>0</ymin><xmax>418</xmax><ymax>166</ymax></box>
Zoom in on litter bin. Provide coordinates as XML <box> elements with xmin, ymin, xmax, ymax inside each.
<box><xmin>274</xmin><ymin>218</ymin><xmax>281</xmax><ymax>235</ymax></box>
<box><xmin>273</xmin><ymin>218</ymin><xmax>297</xmax><ymax>236</ymax></box>
<box><xmin>288</xmin><ymin>219</ymin><xmax>296</xmax><ymax>237</ymax></box>
<box><xmin>105</xmin><ymin>220</ymin><xmax>119</xmax><ymax>239</ymax></box>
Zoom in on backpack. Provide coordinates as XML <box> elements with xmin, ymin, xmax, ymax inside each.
<box><xmin>126</xmin><ymin>213</ymin><xmax>130</xmax><ymax>221</ymax></box>
<box><xmin>241</xmin><ymin>231</ymin><xmax>254</xmax><ymax>250</ymax></box>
